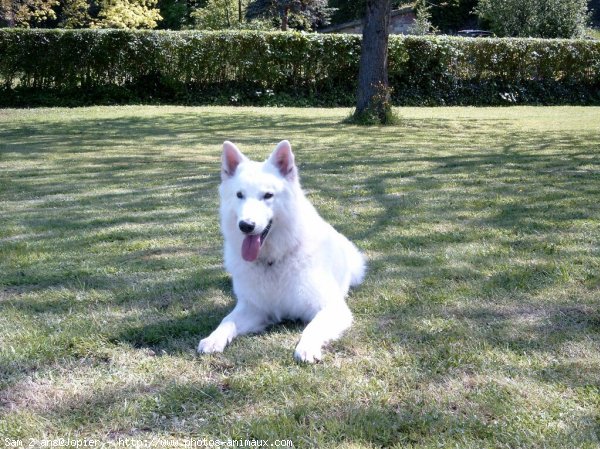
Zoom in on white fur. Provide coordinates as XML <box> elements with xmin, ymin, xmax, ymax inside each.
<box><xmin>197</xmin><ymin>140</ymin><xmax>366</xmax><ymax>363</ymax></box>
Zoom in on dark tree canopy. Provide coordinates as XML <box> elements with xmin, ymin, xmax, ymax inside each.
<box><xmin>245</xmin><ymin>0</ymin><xmax>332</xmax><ymax>30</ymax></box>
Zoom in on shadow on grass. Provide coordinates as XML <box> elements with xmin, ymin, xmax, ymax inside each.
<box><xmin>1</xmin><ymin>108</ymin><xmax>599</xmax><ymax>445</ymax></box>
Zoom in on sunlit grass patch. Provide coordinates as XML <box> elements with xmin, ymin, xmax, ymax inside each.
<box><xmin>1</xmin><ymin>106</ymin><xmax>599</xmax><ymax>447</ymax></box>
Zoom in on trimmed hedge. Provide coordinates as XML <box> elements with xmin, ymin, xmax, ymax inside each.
<box><xmin>389</xmin><ymin>36</ymin><xmax>600</xmax><ymax>105</ymax></box>
<box><xmin>0</xmin><ymin>29</ymin><xmax>599</xmax><ymax>106</ymax></box>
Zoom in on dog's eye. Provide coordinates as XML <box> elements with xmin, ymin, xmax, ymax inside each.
<box><xmin>236</xmin><ymin>191</ymin><xmax>244</xmax><ymax>199</ymax></box>
<box><xmin>263</xmin><ymin>192</ymin><xmax>274</xmax><ymax>200</ymax></box>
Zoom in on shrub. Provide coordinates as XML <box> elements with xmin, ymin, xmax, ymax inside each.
<box><xmin>475</xmin><ymin>0</ymin><xmax>590</xmax><ymax>38</ymax></box>
<box><xmin>0</xmin><ymin>29</ymin><xmax>598</xmax><ymax>106</ymax></box>
<box><xmin>389</xmin><ymin>35</ymin><xmax>600</xmax><ymax>105</ymax></box>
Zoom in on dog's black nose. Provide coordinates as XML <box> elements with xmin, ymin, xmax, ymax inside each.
<box><xmin>239</xmin><ymin>220</ymin><xmax>255</xmax><ymax>234</ymax></box>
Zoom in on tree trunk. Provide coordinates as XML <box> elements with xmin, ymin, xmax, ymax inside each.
<box><xmin>224</xmin><ymin>0</ymin><xmax>231</xmax><ymax>27</ymax></box>
<box><xmin>280</xmin><ymin>5</ymin><xmax>289</xmax><ymax>31</ymax></box>
<box><xmin>354</xmin><ymin>0</ymin><xmax>392</xmax><ymax>123</ymax></box>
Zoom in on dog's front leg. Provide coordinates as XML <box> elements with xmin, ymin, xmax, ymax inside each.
<box><xmin>198</xmin><ymin>303</ymin><xmax>267</xmax><ymax>354</ymax></box>
<box><xmin>294</xmin><ymin>302</ymin><xmax>353</xmax><ymax>363</ymax></box>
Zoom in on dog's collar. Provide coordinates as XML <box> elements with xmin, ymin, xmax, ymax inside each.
<box><xmin>260</xmin><ymin>240</ymin><xmax>301</xmax><ymax>269</ymax></box>
<box><xmin>260</xmin><ymin>258</ymin><xmax>275</xmax><ymax>268</ymax></box>
<box><xmin>258</xmin><ymin>220</ymin><xmax>274</xmax><ymax>267</ymax></box>
<box><xmin>261</xmin><ymin>220</ymin><xmax>272</xmax><ymax>243</ymax></box>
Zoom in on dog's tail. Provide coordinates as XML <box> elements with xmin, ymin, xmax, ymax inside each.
<box><xmin>348</xmin><ymin>243</ymin><xmax>366</xmax><ymax>288</ymax></box>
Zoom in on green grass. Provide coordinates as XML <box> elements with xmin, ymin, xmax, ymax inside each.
<box><xmin>1</xmin><ymin>106</ymin><xmax>599</xmax><ymax>448</ymax></box>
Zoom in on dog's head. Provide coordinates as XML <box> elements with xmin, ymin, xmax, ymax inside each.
<box><xmin>219</xmin><ymin>140</ymin><xmax>297</xmax><ymax>262</ymax></box>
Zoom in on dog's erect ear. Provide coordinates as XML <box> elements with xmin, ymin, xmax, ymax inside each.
<box><xmin>222</xmin><ymin>141</ymin><xmax>247</xmax><ymax>180</ymax></box>
<box><xmin>268</xmin><ymin>140</ymin><xmax>296</xmax><ymax>180</ymax></box>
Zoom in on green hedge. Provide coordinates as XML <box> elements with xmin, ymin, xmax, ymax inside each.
<box><xmin>0</xmin><ymin>29</ymin><xmax>598</xmax><ymax>106</ymax></box>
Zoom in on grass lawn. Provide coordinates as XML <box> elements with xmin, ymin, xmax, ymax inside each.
<box><xmin>1</xmin><ymin>106</ymin><xmax>599</xmax><ymax>448</ymax></box>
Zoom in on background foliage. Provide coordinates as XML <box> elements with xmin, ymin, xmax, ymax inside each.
<box><xmin>245</xmin><ymin>0</ymin><xmax>333</xmax><ymax>31</ymax></box>
<box><xmin>0</xmin><ymin>0</ymin><xmax>164</xmax><ymax>28</ymax></box>
<box><xmin>475</xmin><ymin>0</ymin><xmax>590</xmax><ymax>38</ymax></box>
<box><xmin>93</xmin><ymin>0</ymin><xmax>162</xmax><ymax>29</ymax></box>
<box><xmin>190</xmin><ymin>0</ymin><xmax>246</xmax><ymax>30</ymax></box>
<box><xmin>1</xmin><ymin>0</ymin><xmax>597</xmax><ymax>36</ymax></box>
<box><xmin>0</xmin><ymin>29</ymin><xmax>598</xmax><ymax>106</ymax></box>
<box><xmin>419</xmin><ymin>0</ymin><xmax>478</xmax><ymax>34</ymax></box>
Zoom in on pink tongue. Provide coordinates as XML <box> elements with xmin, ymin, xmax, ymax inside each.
<box><xmin>242</xmin><ymin>234</ymin><xmax>261</xmax><ymax>262</ymax></box>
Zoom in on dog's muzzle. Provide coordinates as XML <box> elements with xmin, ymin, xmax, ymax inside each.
<box><xmin>239</xmin><ymin>220</ymin><xmax>272</xmax><ymax>242</ymax></box>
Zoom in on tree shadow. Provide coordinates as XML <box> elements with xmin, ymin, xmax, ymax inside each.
<box><xmin>1</xmin><ymin>108</ymin><xmax>599</xmax><ymax>445</ymax></box>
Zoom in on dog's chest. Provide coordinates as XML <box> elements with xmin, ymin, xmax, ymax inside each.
<box><xmin>233</xmin><ymin>257</ymin><xmax>318</xmax><ymax>321</ymax></box>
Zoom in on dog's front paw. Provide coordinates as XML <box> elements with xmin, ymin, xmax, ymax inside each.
<box><xmin>197</xmin><ymin>336</ymin><xmax>227</xmax><ymax>354</ymax></box>
<box><xmin>294</xmin><ymin>342</ymin><xmax>322</xmax><ymax>364</ymax></box>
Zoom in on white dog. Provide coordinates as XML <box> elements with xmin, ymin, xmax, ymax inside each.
<box><xmin>197</xmin><ymin>140</ymin><xmax>365</xmax><ymax>363</ymax></box>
